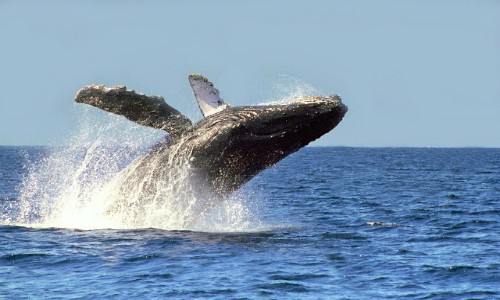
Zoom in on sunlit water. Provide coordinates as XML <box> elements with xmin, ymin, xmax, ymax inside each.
<box><xmin>1</xmin><ymin>145</ymin><xmax>499</xmax><ymax>299</ymax></box>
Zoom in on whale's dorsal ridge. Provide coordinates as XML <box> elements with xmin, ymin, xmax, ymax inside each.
<box><xmin>75</xmin><ymin>85</ymin><xmax>193</xmax><ymax>138</ymax></box>
<box><xmin>188</xmin><ymin>74</ymin><xmax>230</xmax><ymax>117</ymax></box>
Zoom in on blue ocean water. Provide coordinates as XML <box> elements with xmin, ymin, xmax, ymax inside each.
<box><xmin>0</xmin><ymin>146</ymin><xmax>499</xmax><ymax>299</ymax></box>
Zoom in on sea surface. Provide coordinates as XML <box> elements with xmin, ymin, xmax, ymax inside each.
<box><xmin>0</xmin><ymin>146</ymin><xmax>499</xmax><ymax>299</ymax></box>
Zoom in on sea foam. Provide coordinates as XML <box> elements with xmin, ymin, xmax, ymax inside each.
<box><xmin>15</xmin><ymin>108</ymin><xmax>261</xmax><ymax>232</ymax></box>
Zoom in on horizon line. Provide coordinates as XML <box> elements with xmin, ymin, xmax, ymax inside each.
<box><xmin>1</xmin><ymin>144</ymin><xmax>499</xmax><ymax>149</ymax></box>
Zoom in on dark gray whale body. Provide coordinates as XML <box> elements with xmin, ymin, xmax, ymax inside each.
<box><xmin>75</xmin><ymin>75</ymin><xmax>347</xmax><ymax>223</ymax></box>
<box><xmin>184</xmin><ymin>97</ymin><xmax>347</xmax><ymax>195</ymax></box>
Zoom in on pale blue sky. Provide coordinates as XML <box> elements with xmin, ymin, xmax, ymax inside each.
<box><xmin>1</xmin><ymin>0</ymin><xmax>499</xmax><ymax>147</ymax></box>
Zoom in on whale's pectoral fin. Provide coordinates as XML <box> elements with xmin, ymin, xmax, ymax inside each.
<box><xmin>188</xmin><ymin>74</ymin><xmax>230</xmax><ymax>117</ymax></box>
<box><xmin>75</xmin><ymin>85</ymin><xmax>193</xmax><ymax>137</ymax></box>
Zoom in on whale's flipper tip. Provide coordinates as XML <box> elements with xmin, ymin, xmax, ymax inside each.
<box><xmin>188</xmin><ymin>74</ymin><xmax>229</xmax><ymax>117</ymax></box>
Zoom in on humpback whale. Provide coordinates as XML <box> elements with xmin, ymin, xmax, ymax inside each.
<box><xmin>74</xmin><ymin>74</ymin><xmax>347</xmax><ymax>225</ymax></box>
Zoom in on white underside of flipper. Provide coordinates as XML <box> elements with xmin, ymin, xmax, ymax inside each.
<box><xmin>188</xmin><ymin>74</ymin><xmax>230</xmax><ymax>117</ymax></box>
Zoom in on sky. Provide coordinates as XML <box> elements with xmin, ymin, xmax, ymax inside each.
<box><xmin>1</xmin><ymin>0</ymin><xmax>499</xmax><ymax>147</ymax></box>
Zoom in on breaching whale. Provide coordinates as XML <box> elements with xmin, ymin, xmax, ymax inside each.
<box><xmin>74</xmin><ymin>74</ymin><xmax>347</xmax><ymax>225</ymax></box>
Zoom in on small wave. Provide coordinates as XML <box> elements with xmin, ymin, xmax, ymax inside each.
<box><xmin>1</xmin><ymin>252</ymin><xmax>52</xmax><ymax>261</ymax></box>
<box><xmin>366</xmin><ymin>221</ymin><xmax>402</xmax><ymax>227</ymax></box>
<box><xmin>124</xmin><ymin>254</ymin><xmax>162</xmax><ymax>262</ymax></box>
<box><xmin>327</xmin><ymin>253</ymin><xmax>346</xmax><ymax>261</ymax></box>
<box><xmin>136</xmin><ymin>273</ymin><xmax>173</xmax><ymax>279</ymax></box>
<box><xmin>268</xmin><ymin>273</ymin><xmax>329</xmax><ymax>281</ymax></box>
<box><xmin>447</xmin><ymin>265</ymin><xmax>477</xmax><ymax>272</ymax></box>
<box><xmin>423</xmin><ymin>264</ymin><xmax>478</xmax><ymax>274</ymax></box>
<box><xmin>0</xmin><ymin>197</ymin><xmax>18</xmax><ymax>202</ymax></box>
<box><xmin>320</xmin><ymin>232</ymin><xmax>368</xmax><ymax>240</ymax></box>
<box><xmin>178</xmin><ymin>289</ymin><xmax>237</xmax><ymax>297</ymax></box>
<box><xmin>257</xmin><ymin>282</ymin><xmax>309</xmax><ymax>293</ymax></box>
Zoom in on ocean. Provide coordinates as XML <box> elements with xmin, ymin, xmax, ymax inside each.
<box><xmin>0</xmin><ymin>146</ymin><xmax>498</xmax><ymax>299</ymax></box>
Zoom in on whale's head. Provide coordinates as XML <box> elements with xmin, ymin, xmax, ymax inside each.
<box><xmin>188</xmin><ymin>95</ymin><xmax>347</xmax><ymax>194</ymax></box>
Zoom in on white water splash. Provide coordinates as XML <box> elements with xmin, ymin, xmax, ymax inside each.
<box><xmin>258</xmin><ymin>75</ymin><xmax>323</xmax><ymax>105</ymax></box>
<box><xmin>14</xmin><ymin>77</ymin><xmax>324</xmax><ymax>232</ymax></box>
<box><xmin>15</xmin><ymin>108</ymin><xmax>261</xmax><ymax>232</ymax></box>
